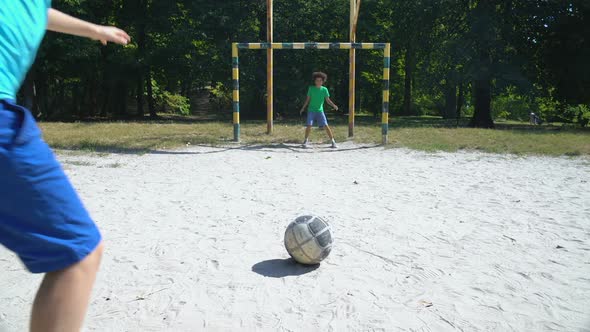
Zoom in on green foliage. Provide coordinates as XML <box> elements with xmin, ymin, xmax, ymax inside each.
<box><xmin>162</xmin><ymin>91</ymin><xmax>190</xmax><ymax>115</ymax></box>
<box><xmin>17</xmin><ymin>0</ymin><xmax>589</xmax><ymax>127</ymax></box>
<box><xmin>566</xmin><ymin>105</ymin><xmax>590</xmax><ymax>128</ymax></box>
<box><xmin>209</xmin><ymin>83</ymin><xmax>231</xmax><ymax>112</ymax></box>
<box><xmin>492</xmin><ymin>89</ymin><xmax>534</xmax><ymax>121</ymax></box>
<box><xmin>536</xmin><ymin>96</ymin><xmax>561</xmax><ymax>122</ymax></box>
<box><xmin>413</xmin><ymin>94</ymin><xmax>441</xmax><ymax>116</ymax></box>
<box><xmin>151</xmin><ymin>79</ymin><xmax>190</xmax><ymax>115</ymax></box>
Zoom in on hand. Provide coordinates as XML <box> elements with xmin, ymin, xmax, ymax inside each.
<box><xmin>92</xmin><ymin>25</ymin><xmax>131</xmax><ymax>46</ymax></box>
<box><xmin>300</xmin><ymin>108</ymin><xmax>305</xmax><ymax>115</ymax></box>
<box><xmin>333</xmin><ymin>105</ymin><xmax>339</xmax><ymax>111</ymax></box>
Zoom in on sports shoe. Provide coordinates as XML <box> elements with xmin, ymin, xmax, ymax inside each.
<box><xmin>330</xmin><ymin>140</ymin><xmax>338</xmax><ymax>149</ymax></box>
<box><xmin>302</xmin><ymin>139</ymin><xmax>309</xmax><ymax>148</ymax></box>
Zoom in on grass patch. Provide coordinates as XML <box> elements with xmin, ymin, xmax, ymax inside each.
<box><xmin>39</xmin><ymin>117</ymin><xmax>590</xmax><ymax>156</ymax></box>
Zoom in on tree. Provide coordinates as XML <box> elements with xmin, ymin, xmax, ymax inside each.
<box><xmin>17</xmin><ymin>0</ymin><xmax>587</xmax><ymax>127</ymax></box>
<box><xmin>468</xmin><ymin>0</ymin><xmax>495</xmax><ymax>128</ymax></box>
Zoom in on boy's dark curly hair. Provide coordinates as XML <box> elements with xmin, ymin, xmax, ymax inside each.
<box><xmin>312</xmin><ymin>72</ymin><xmax>328</xmax><ymax>82</ymax></box>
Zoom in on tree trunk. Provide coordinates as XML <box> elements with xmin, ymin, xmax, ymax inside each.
<box><xmin>372</xmin><ymin>93</ymin><xmax>379</xmax><ymax>119</ymax></box>
<box><xmin>21</xmin><ymin>70</ymin><xmax>36</xmax><ymax>115</ymax></box>
<box><xmin>146</xmin><ymin>68</ymin><xmax>156</xmax><ymax>118</ymax></box>
<box><xmin>99</xmin><ymin>45</ymin><xmax>110</xmax><ymax>118</ymax></box>
<box><xmin>88</xmin><ymin>79</ymin><xmax>97</xmax><ymax>117</ymax></box>
<box><xmin>136</xmin><ymin>73</ymin><xmax>144</xmax><ymax>118</ymax></box>
<box><xmin>470</xmin><ymin>0</ymin><xmax>495</xmax><ymax>128</ymax></box>
<box><xmin>100</xmin><ymin>79</ymin><xmax>111</xmax><ymax>118</ymax></box>
<box><xmin>73</xmin><ymin>84</ymin><xmax>82</xmax><ymax>119</ymax></box>
<box><xmin>136</xmin><ymin>9</ymin><xmax>146</xmax><ymax>119</ymax></box>
<box><xmin>402</xmin><ymin>46</ymin><xmax>414</xmax><ymax>116</ymax></box>
<box><xmin>56</xmin><ymin>79</ymin><xmax>65</xmax><ymax>119</ymax></box>
<box><xmin>443</xmin><ymin>80</ymin><xmax>457</xmax><ymax>119</ymax></box>
<box><xmin>116</xmin><ymin>80</ymin><xmax>128</xmax><ymax>119</ymax></box>
<box><xmin>470</xmin><ymin>77</ymin><xmax>494</xmax><ymax>128</ymax></box>
<box><xmin>456</xmin><ymin>81</ymin><xmax>465</xmax><ymax>119</ymax></box>
<box><xmin>44</xmin><ymin>74</ymin><xmax>54</xmax><ymax>119</ymax></box>
<box><xmin>34</xmin><ymin>75</ymin><xmax>48</xmax><ymax>120</ymax></box>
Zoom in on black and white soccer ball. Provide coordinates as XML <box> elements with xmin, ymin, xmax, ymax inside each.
<box><xmin>284</xmin><ymin>215</ymin><xmax>333</xmax><ymax>265</ymax></box>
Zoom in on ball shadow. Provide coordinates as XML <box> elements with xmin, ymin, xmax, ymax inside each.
<box><xmin>251</xmin><ymin>258</ymin><xmax>320</xmax><ymax>278</ymax></box>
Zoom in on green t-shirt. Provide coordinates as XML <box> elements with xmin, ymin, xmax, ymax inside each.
<box><xmin>307</xmin><ymin>86</ymin><xmax>330</xmax><ymax>113</ymax></box>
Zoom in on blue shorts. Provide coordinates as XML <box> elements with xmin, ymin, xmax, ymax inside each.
<box><xmin>0</xmin><ymin>100</ymin><xmax>101</xmax><ymax>273</ymax></box>
<box><xmin>306</xmin><ymin>111</ymin><xmax>328</xmax><ymax>128</ymax></box>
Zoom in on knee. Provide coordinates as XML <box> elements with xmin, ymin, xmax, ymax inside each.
<box><xmin>93</xmin><ymin>241</ymin><xmax>105</xmax><ymax>259</ymax></box>
<box><xmin>48</xmin><ymin>241</ymin><xmax>104</xmax><ymax>279</ymax></box>
<box><xmin>79</xmin><ymin>241</ymin><xmax>104</xmax><ymax>273</ymax></box>
<box><xmin>92</xmin><ymin>241</ymin><xmax>104</xmax><ymax>264</ymax></box>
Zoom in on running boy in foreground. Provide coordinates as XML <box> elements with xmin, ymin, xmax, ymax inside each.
<box><xmin>299</xmin><ymin>72</ymin><xmax>339</xmax><ymax>148</ymax></box>
<box><xmin>0</xmin><ymin>2</ymin><xmax>130</xmax><ymax>331</ymax></box>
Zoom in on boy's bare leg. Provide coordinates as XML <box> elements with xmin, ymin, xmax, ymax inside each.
<box><xmin>324</xmin><ymin>126</ymin><xmax>335</xmax><ymax>140</ymax></box>
<box><xmin>325</xmin><ymin>126</ymin><xmax>337</xmax><ymax>148</ymax></box>
<box><xmin>31</xmin><ymin>242</ymin><xmax>104</xmax><ymax>332</ymax></box>
<box><xmin>304</xmin><ymin>126</ymin><xmax>312</xmax><ymax>141</ymax></box>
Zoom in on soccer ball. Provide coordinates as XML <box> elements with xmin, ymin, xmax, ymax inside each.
<box><xmin>284</xmin><ymin>215</ymin><xmax>333</xmax><ymax>265</ymax></box>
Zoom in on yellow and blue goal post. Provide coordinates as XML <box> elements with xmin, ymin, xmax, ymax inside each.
<box><xmin>232</xmin><ymin>42</ymin><xmax>391</xmax><ymax>144</ymax></box>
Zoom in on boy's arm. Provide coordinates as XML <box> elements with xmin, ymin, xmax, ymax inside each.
<box><xmin>325</xmin><ymin>97</ymin><xmax>338</xmax><ymax>111</ymax></box>
<box><xmin>300</xmin><ymin>96</ymin><xmax>311</xmax><ymax>114</ymax></box>
<box><xmin>47</xmin><ymin>9</ymin><xmax>130</xmax><ymax>45</ymax></box>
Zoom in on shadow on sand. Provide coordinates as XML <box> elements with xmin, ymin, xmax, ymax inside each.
<box><xmin>56</xmin><ymin>143</ymin><xmax>381</xmax><ymax>156</ymax></box>
<box><xmin>251</xmin><ymin>258</ymin><xmax>319</xmax><ymax>278</ymax></box>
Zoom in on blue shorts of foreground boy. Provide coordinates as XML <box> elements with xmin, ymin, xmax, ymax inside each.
<box><xmin>306</xmin><ymin>111</ymin><xmax>328</xmax><ymax>128</ymax></box>
<box><xmin>0</xmin><ymin>100</ymin><xmax>101</xmax><ymax>274</ymax></box>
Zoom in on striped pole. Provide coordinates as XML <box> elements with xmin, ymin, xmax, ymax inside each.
<box><xmin>267</xmin><ymin>0</ymin><xmax>273</xmax><ymax>134</ymax></box>
<box><xmin>232</xmin><ymin>43</ymin><xmax>240</xmax><ymax>141</ymax></box>
<box><xmin>382</xmin><ymin>43</ymin><xmax>391</xmax><ymax>145</ymax></box>
<box><xmin>236</xmin><ymin>42</ymin><xmax>386</xmax><ymax>50</ymax></box>
<box><xmin>349</xmin><ymin>0</ymin><xmax>356</xmax><ymax>137</ymax></box>
<box><xmin>349</xmin><ymin>51</ymin><xmax>356</xmax><ymax>137</ymax></box>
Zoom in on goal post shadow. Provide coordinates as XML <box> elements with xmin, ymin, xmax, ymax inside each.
<box><xmin>232</xmin><ymin>42</ymin><xmax>391</xmax><ymax>144</ymax></box>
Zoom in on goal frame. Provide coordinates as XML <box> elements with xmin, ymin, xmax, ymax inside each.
<box><xmin>232</xmin><ymin>42</ymin><xmax>391</xmax><ymax>144</ymax></box>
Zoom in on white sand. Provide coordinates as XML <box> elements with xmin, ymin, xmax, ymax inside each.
<box><xmin>1</xmin><ymin>143</ymin><xmax>589</xmax><ymax>331</ymax></box>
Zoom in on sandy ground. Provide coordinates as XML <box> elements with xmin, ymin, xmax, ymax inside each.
<box><xmin>1</xmin><ymin>142</ymin><xmax>589</xmax><ymax>332</ymax></box>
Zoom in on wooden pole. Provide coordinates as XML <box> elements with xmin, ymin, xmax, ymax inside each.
<box><xmin>348</xmin><ymin>0</ymin><xmax>361</xmax><ymax>137</ymax></box>
<box><xmin>352</xmin><ymin>0</ymin><xmax>361</xmax><ymax>36</ymax></box>
<box><xmin>267</xmin><ymin>0</ymin><xmax>273</xmax><ymax>134</ymax></box>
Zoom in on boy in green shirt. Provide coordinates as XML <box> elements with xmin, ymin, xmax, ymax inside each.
<box><xmin>299</xmin><ymin>72</ymin><xmax>339</xmax><ymax>148</ymax></box>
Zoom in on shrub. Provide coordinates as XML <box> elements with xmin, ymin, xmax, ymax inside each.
<box><xmin>151</xmin><ymin>79</ymin><xmax>191</xmax><ymax>115</ymax></box>
<box><xmin>492</xmin><ymin>89</ymin><xmax>533</xmax><ymax>121</ymax></box>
